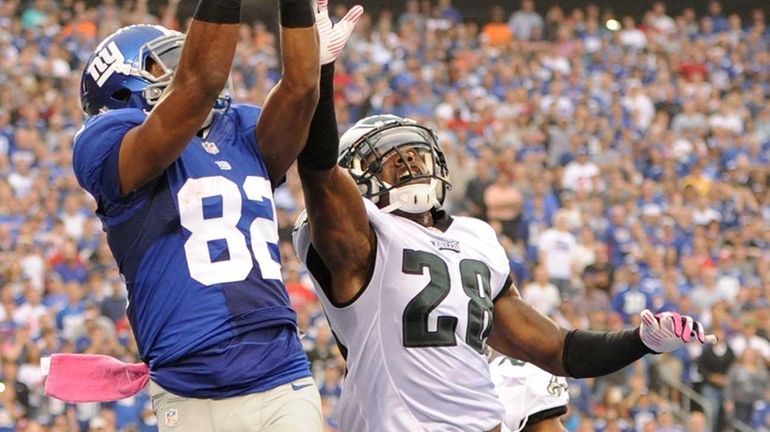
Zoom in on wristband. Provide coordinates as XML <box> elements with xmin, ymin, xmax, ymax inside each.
<box><xmin>298</xmin><ymin>63</ymin><xmax>338</xmax><ymax>170</ymax></box>
<box><xmin>279</xmin><ymin>0</ymin><xmax>315</xmax><ymax>28</ymax></box>
<box><xmin>193</xmin><ymin>0</ymin><xmax>241</xmax><ymax>24</ymax></box>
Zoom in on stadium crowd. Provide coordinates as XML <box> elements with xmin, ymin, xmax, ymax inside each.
<box><xmin>0</xmin><ymin>0</ymin><xmax>769</xmax><ymax>430</ymax></box>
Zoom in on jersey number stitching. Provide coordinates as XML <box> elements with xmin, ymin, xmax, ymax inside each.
<box><xmin>401</xmin><ymin>249</ymin><xmax>494</xmax><ymax>353</ymax></box>
<box><xmin>178</xmin><ymin>175</ymin><xmax>282</xmax><ymax>286</ymax></box>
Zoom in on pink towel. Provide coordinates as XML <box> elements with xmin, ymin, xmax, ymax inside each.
<box><xmin>44</xmin><ymin>353</ymin><xmax>150</xmax><ymax>403</ymax></box>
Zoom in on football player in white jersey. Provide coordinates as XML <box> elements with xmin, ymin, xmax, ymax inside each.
<box><xmin>490</xmin><ymin>355</ymin><xmax>569</xmax><ymax>432</ymax></box>
<box><xmin>292</xmin><ymin>68</ymin><xmax>716</xmax><ymax>431</ymax></box>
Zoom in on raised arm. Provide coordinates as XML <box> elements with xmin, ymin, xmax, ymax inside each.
<box><xmin>256</xmin><ymin>0</ymin><xmax>320</xmax><ymax>184</ymax></box>
<box><xmin>118</xmin><ymin>0</ymin><xmax>241</xmax><ymax>195</ymax></box>
<box><xmin>300</xmin><ymin>165</ymin><xmax>374</xmax><ymax>305</ymax></box>
<box><xmin>297</xmin><ymin>2</ymin><xmax>369</xmax><ymax>305</ymax></box>
<box><xmin>489</xmin><ymin>282</ymin><xmax>715</xmax><ymax>378</ymax></box>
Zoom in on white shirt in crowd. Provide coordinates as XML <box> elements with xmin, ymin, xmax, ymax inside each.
<box><xmin>709</xmin><ymin>112</ymin><xmax>743</xmax><ymax>134</ymax></box>
<box><xmin>650</xmin><ymin>15</ymin><xmax>676</xmax><ymax>34</ymax></box>
<box><xmin>622</xmin><ymin>91</ymin><xmax>655</xmax><ymax>130</ymax></box>
<box><xmin>21</xmin><ymin>252</ymin><xmax>45</xmax><ymax>291</ymax></box>
<box><xmin>562</xmin><ymin>160</ymin><xmax>599</xmax><ymax>192</ymax></box>
<box><xmin>8</xmin><ymin>170</ymin><xmax>34</xmax><ymax>197</ymax></box>
<box><xmin>729</xmin><ymin>335</ymin><xmax>770</xmax><ymax>361</ymax></box>
<box><xmin>521</xmin><ymin>282</ymin><xmax>561</xmax><ymax>316</ymax></box>
<box><xmin>13</xmin><ymin>303</ymin><xmax>48</xmax><ymax>337</ymax></box>
<box><xmin>62</xmin><ymin>211</ymin><xmax>87</xmax><ymax>240</ymax></box>
<box><xmin>692</xmin><ymin>207</ymin><xmax>721</xmax><ymax>226</ymax></box>
<box><xmin>619</xmin><ymin>28</ymin><xmax>647</xmax><ymax>50</ymax></box>
<box><xmin>538</xmin><ymin>228</ymin><xmax>577</xmax><ymax>280</ymax></box>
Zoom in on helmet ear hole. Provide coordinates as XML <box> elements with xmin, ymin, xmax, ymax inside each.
<box><xmin>110</xmin><ymin>88</ymin><xmax>132</xmax><ymax>102</ymax></box>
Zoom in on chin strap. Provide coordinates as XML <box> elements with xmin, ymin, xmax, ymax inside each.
<box><xmin>380</xmin><ymin>180</ymin><xmax>440</xmax><ymax>214</ymax></box>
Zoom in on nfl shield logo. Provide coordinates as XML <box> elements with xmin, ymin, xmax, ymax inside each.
<box><xmin>202</xmin><ymin>141</ymin><xmax>219</xmax><ymax>155</ymax></box>
<box><xmin>164</xmin><ymin>408</ymin><xmax>179</xmax><ymax>427</ymax></box>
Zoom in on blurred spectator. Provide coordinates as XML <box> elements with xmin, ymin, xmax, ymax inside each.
<box><xmin>484</xmin><ymin>169</ymin><xmax>524</xmax><ymax>242</ymax></box>
<box><xmin>729</xmin><ymin>317</ymin><xmax>770</xmax><ymax>363</ymax></box>
<box><xmin>538</xmin><ymin>211</ymin><xmax>576</xmax><ymax>298</ymax></box>
<box><xmin>562</xmin><ymin>147</ymin><xmax>599</xmax><ymax>193</ymax></box>
<box><xmin>612</xmin><ymin>264</ymin><xmax>654</xmax><ymax>324</ymax></box>
<box><xmin>508</xmin><ymin>0</ymin><xmax>543</xmax><ymax>41</ymax></box>
<box><xmin>698</xmin><ymin>327</ymin><xmax>735</xmax><ymax>431</ymax></box>
<box><xmin>521</xmin><ymin>265</ymin><xmax>560</xmax><ymax>316</ymax></box>
<box><xmin>726</xmin><ymin>348</ymin><xmax>770</xmax><ymax>425</ymax></box>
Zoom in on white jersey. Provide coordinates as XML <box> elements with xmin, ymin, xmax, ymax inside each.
<box><xmin>489</xmin><ymin>357</ymin><xmax>569</xmax><ymax>432</ymax></box>
<box><xmin>294</xmin><ymin>198</ymin><xmax>510</xmax><ymax>431</ymax></box>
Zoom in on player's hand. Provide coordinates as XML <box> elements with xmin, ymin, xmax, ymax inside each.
<box><xmin>315</xmin><ymin>0</ymin><xmax>363</xmax><ymax>65</ymax></box>
<box><xmin>639</xmin><ymin>309</ymin><xmax>717</xmax><ymax>354</ymax></box>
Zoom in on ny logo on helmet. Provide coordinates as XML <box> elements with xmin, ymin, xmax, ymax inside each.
<box><xmin>87</xmin><ymin>42</ymin><xmax>130</xmax><ymax>88</ymax></box>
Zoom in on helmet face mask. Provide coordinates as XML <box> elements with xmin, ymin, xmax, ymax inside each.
<box><xmin>136</xmin><ymin>33</ymin><xmax>184</xmax><ymax>108</ymax></box>
<box><xmin>339</xmin><ymin>116</ymin><xmax>452</xmax><ymax>214</ymax></box>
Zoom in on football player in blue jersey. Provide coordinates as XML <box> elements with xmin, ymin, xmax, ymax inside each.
<box><xmin>70</xmin><ymin>0</ymin><xmax>359</xmax><ymax>429</ymax></box>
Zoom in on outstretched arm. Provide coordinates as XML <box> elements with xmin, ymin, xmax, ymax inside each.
<box><xmin>119</xmin><ymin>0</ymin><xmax>240</xmax><ymax>195</ymax></box>
<box><xmin>488</xmin><ymin>287</ymin><xmax>569</xmax><ymax>375</ymax></box>
<box><xmin>489</xmin><ymin>283</ymin><xmax>715</xmax><ymax>378</ymax></box>
<box><xmin>297</xmin><ymin>2</ymin><xmax>370</xmax><ymax>305</ymax></box>
<box><xmin>256</xmin><ymin>0</ymin><xmax>320</xmax><ymax>184</ymax></box>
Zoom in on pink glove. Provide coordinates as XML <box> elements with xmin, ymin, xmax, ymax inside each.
<box><xmin>639</xmin><ymin>309</ymin><xmax>717</xmax><ymax>353</ymax></box>
<box><xmin>315</xmin><ymin>0</ymin><xmax>364</xmax><ymax>65</ymax></box>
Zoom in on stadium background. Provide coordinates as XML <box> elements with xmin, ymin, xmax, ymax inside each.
<box><xmin>147</xmin><ymin>0</ymin><xmax>770</xmax><ymax>28</ymax></box>
<box><xmin>1</xmin><ymin>0</ymin><xmax>769</xmax><ymax>431</ymax></box>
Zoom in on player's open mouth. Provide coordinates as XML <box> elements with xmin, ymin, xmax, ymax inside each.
<box><xmin>398</xmin><ymin>166</ymin><xmax>426</xmax><ymax>181</ymax></box>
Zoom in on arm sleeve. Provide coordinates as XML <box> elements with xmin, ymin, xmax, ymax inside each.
<box><xmin>562</xmin><ymin>328</ymin><xmax>654</xmax><ymax>378</ymax></box>
<box><xmin>72</xmin><ymin>109</ymin><xmax>147</xmax><ymax>205</ymax></box>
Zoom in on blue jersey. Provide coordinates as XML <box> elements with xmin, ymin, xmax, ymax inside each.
<box><xmin>72</xmin><ymin>105</ymin><xmax>310</xmax><ymax>398</ymax></box>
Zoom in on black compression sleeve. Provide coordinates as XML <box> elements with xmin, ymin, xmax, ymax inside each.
<box><xmin>193</xmin><ymin>0</ymin><xmax>241</xmax><ymax>24</ymax></box>
<box><xmin>279</xmin><ymin>0</ymin><xmax>315</xmax><ymax>28</ymax></box>
<box><xmin>298</xmin><ymin>63</ymin><xmax>338</xmax><ymax>170</ymax></box>
<box><xmin>562</xmin><ymin>328</ymin><xmax>655</xmax><ymax>378</ymax></box>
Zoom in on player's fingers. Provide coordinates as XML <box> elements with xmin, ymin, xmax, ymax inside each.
<box><xmin>691</xmin><ymin>321</ymin><xmax>705</xmax><ymax>343</ymax></box>
<box><xmin>681</xmin><ymin>316</ymin><xmax>694</xmax><ymax>342</ymax></box>
<box><xmin>656</xmin><ymin>312</ymin><xmax>673</xmax><ymax>334</ymax></box>
<box><xmin>666</xmin><ymin>312</ymin><xmax>683</xmax><ymax>337</ymax></box>
<box><xmin>704</xmin><ymin>334</ymin><xmax>718</xmax><ymax>344</ymax></box>
<box><xmin>640</xmin><ymin>309</ymin><xmax>656</xmax><ymax>327</ymax></box>
<box><xmin>317</xmin><ymin>0</ymin><xmax>328</xmax><ymax>11</ymax></box>
<box><xmin>342</xmin><ymin>5</ymin><xmax>364</xmax><ymax>24</ymax></box>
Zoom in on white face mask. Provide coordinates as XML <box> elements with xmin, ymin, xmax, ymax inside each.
<box><xmin>380</xmin><ymin>179</ymin><xmax>441</xmax><ymax>214</ymax></box>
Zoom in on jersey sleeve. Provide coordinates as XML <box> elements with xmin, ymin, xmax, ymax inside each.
<box><xmin>491</xmin><ymin>359</ymin><xmax>569</xmax><ymax>432</ymax></box>
<box><xmin>230</xmin><ymin>104</ymin><xmax>263</xmax><ymax>159</ymax></box>
<box><xmin>230</xmin><ymin>104</ymin><xmax>287</xmax><ymax>188</ymax></box>
<box><xmin>470</xmin><ymin>219</ymin><xmax>512</xmax><ymax>300</ymax></box>
<box><xmin>72</xmin><ymin>108</ymin><xmax>147</xmax><ymax>207</ymax></box>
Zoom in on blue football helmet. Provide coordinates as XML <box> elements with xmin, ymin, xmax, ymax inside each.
<box><xmin>80</xmin><ymin>24</ymin><xmax>231</xmax><ymax>116</ymax></box>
